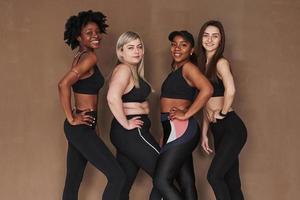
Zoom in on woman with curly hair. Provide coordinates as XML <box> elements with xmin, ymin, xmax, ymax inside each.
<box><xmin>199</xmin><ymin>20</ymin><xmax>247</xmax><ymax>200</ymax></box>
<box><xmin>58</xmin><ymin>10</ymin><xmax>125</xmax><ymax>200</ymax></box>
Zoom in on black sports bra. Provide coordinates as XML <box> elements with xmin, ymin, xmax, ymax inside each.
<box><xmin>122</xmin><ymin>78</ymin><xmax>151</xmax><ymax>102</ymax></box>
<box><xmin>72</xmin><ymin>65</ymin><xmax>104</xmax><ymax>94</ymax></box>
<box><xmin>161</xmin><ymin>66</ymin><xmax>197</xmax><ymax>101</ymax></box>
<box><xmin>71</xmin><ymin>51</ymin><xmax>104</xmax><ymax>95</ymax></box>
<box><xmin>211</xmin><ymin>76</ymin><xmax>225</xmax><ymax>97</ymax></box>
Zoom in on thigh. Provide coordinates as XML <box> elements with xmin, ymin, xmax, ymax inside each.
<box><xmin>224</xmin><ymin>159</ymin><xmax>241</xmax><ymax>185</ymax></box>
<box><xmin>117</xmin><ymin>152</ymin><xmax>139</xmax><ymax>185</ymax></box>
<box><xmin>155</xmin><ymin>143</ymin><xmax>192</xmax><ymax>180</ymax></box>
<box><xmin>69</xmin><ymin>125</ymin><xmax>122</xmax><ymax>177</ymax></box>
<box><xmin>177</xmin><ymin>155</ymin><xmax>195</xmax><ymax>185</ymax></box>
<box><xmin>176</xmin><ymin>155</ymin><xmax>198</xmax><ymax>200</ymax></box>
<box><xmin>209</xmin><ymin>133</ymin><xmax>243</xmax><ymax>178</ymax></box>
<box><xmin>65</xmin><ymin>142</ymin><xmax>87</xmax><ymax>179</ymax></box>
<box><xmin>127</xmin><ymin>130</ymin><xmax>160</xmax><ymax>176</ymax></box>
<box><xmin>114</xmin><ymin>127</ymin><xmax>160</xmax><ymax>177</ymax></box>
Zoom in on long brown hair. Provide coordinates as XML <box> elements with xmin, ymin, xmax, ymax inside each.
<box><xmin>197</xmin><ymin>20</ymin><xmax>225</xmax><ymax>82</ymax></box>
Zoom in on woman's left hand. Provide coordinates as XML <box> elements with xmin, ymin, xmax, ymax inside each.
<box><xmin>169</xmin><ymin>107</ymin><xmax>188</xmax><ymax>121</ymax></box>
<box><xmin>212</xmin><ymin>110</ymin><xmax>225</xmax><ymax>122</ymax></box>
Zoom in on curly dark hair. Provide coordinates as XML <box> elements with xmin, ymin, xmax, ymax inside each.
<box><xmin>64</xmin><ymin>10</ymin><xmax>109</xmax><ymax>49</ymax></box>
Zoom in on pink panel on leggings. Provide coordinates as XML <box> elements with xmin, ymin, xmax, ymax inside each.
<box><xmin>172</xmin><ymin>119</ymin><xmax>188</xmax><ymax>138</ymax></box>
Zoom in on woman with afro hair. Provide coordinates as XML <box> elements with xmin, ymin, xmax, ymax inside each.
<box><xmin>58</xmin><ymin>10</ymin><xmax>126</xmax><ymax>200</ymax></box>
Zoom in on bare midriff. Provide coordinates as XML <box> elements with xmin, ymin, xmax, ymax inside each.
<box><xmin>160</xmin><ymin>97</ymin><xmax>191</xmax><ymax>113</ymax></box>
<box><xmin>123</xmin><ymin>101</ymin><xmax>150</xmax><ymax>115</ymax></box>
<box><xmin>74</xmin><ymin>93</ymin><xmax>98</xmax><ymax>111</ymax></box>
<box><xmin>204</xmin><ymin>96</ymin><xmax>233</xmax><ymax>122</ymax></box>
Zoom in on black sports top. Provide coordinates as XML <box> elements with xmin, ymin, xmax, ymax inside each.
<box><xmin>211</xmin><ymin>76</ymin><xmax>225</xmax><ymax>97</ymax></box>
<box><xmin>122</xmin><ymin>78</ymin><xmax>151</xmax><ymax>102</ymax></box>
<box><xmin>72</xmin><ymin>65</ymin><xmax>104</xmax><ymax>95</ymax></box>
<box><xmin>161</xmin><ymin>66</ymin><xmax>197</xmax><ymax>101</ymax></box>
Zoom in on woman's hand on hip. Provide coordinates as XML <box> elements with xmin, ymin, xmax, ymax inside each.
<box><xmin>212</xmin><ymin>109</ymin><xmax>225</xmax><ymax>122</ymax></box>
<box><xmin>125</xmin><ymin>116</ymin><xmax>144</xmax><ymax>130</ymax></box>
<box><xmin>68</xmin><ymin>109</ymin><xmax>95</xmax><ymax>126</ymax></box>
<box><xmin>169</xmin><ymin>107</ymin><xmax>188</xmax><ymax>121</ymax></box>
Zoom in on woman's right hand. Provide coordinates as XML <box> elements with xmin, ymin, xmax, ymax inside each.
<box><xmin>125</xmin><ymin>116</ymin><xmax>144</xmax><ymax>130</ymax></box>
<box><xmin>68</xmin><ymin>109</ymin><xmax>95</xmax><ymax>126</ymax></box>
<box><xmin>201</xmin><ymin>135</ymin><xmax>213</xmax><ymax>155</ymax></box>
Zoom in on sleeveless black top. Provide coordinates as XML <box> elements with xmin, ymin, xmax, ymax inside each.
<box><xmin>161</xmin><ymin>66</ymin><xmax>196</xmax><ymax>101</ymax></box>
<box><xmin>71</xmin><ymin>51</ymin><xmax>105</xmax><ymax>95</ymax></box>
<box><xmin>211</xmin><ymin>76</ymin><xmax>225</xmax><ymax>97</ymax></box>
<box><xmin>122</xmin><ymin>78</ymin><xmax>151</xmax><ymax>102</ymax></box>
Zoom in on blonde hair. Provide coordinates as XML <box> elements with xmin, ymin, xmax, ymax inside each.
<box><xmin>116</xmin><ymin>31</ymin><xmax>146</xmax><ymax>88</ymax></box>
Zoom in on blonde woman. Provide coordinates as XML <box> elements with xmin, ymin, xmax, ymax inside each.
<box><xmin>107</xmin><ymin>31</ymin><xmax>161</xmax><ymax>200</ymax></box>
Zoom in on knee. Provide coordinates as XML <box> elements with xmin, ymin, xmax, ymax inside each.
<box><xmin>180</xmin><ymin>173</ymin><xmax>196</xmax><ymax>186</ymax></box>
<box><xmin>207</xmin><ymin>169</ymin><xmax>221</xmax><ymax>186</ymax></box>
<box><xmin>153</xmin><ymin>175</ymin><xmax>162</xmax><ymax>189</ymax></box>
<box><xmin>64</xmin><ymin>172</ymin><xmax>83</xmax><ymax>189</ymax></box>
<box><xmin>153</xmin><ymin>174</ymin><xmax>169</xmax><ymax>192</ymax></box>
<box><xmin>108</xmin><ymin>168</ymin><xmax>126</xmax><ymax>186</ymax></box>
<box><xmin>117</xmin><ymin>170</ymin><xmax>126</xmax><ymax>185</ymax></box>
<box><xmin>227</xmin><ymin>177</ymin><xmax>241</xmax><ymax>189</ymax></box>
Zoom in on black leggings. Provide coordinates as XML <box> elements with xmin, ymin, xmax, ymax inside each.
<box><xmin>208</xmin><ymin>111</ymin><xmax>247</xmax><ymax>200</ymax></box>
<box><xmin>153</xmin><ymin>113</ymin><xmax>200</xmax><ymax>200</ymax></box>
<box><xmin>63</xmin><ymin>111</ymin><xmax>125</xmax><ymax>200</ymax></box>
<box><xmin>110</xmin><ymin>115</ymin><xmax>162</xmax><ymax>200</ymax></box>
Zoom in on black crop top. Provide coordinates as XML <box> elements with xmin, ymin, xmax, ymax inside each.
<box><xmin>211</xmin><ymin>76</ymin><xmax>225</xmax><ymax>97</ymax></box>
<box><xmin>122</xmin><ymin>78</ymin><xmax>151</xmax><ymax>102</ymax></box>
<box><xmin>161</xmin><ymin>66</ymin><xmax>197</xmax><ymax>101</ymax></box>
<box><xmin>72</xmin><ymin>65</ymin><xmax>104</xmax><ymax>95</ymax></box>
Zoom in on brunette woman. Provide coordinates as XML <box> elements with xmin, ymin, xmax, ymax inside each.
<box><xmin>199</xmin><ymin>20</ymin><xmax>247</xmax><ymax>200</ymax></box>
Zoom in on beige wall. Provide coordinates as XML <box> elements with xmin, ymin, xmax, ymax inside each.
<box><xmin>0</xmin><ymin>0</ymin><xmax>299</xmax><ymax>199</ymax></box>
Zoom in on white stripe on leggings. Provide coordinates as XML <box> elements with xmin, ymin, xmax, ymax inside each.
<box><xmin>138</xmin><ymin>128</ymin><xmax>164</xmax><ymax>200</ymax></box>
<box><xmin>137</xmin><ymin>128</ymin><xmax>160</xmax><ymax>154</ymax></box>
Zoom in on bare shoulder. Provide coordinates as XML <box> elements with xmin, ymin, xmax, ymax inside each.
<box><xmin>78</xmin><ymin>51</ymin><xmax>97</xmax><ymax>64</ymax></box>
<box><xmin>183</xmin><ymin>62</ymin><xmax>201</xmax><ymax>73</ymax></box>
<box><xmin>111</xmin><ymin>63</ymin><xmax>132</xmax><ymax>81</ymax></box>
<box><xmin>217</xmin><ymin>58</ymin><xmax>230</xmax><ymax>69</ymax></box>
<box><xmin>72</xmin><ymin>51</ymin><xmax>97</xmax><ymax>74</ymax></box>
<box><xmin>113</xmin><ymin>63</ymin><xmax>131</xmax><ymax>74</ymax></box>
<box><xmin>216</xmin><ymin>58</ymin><xmax>233</xmax><ymax>80</ymax></box>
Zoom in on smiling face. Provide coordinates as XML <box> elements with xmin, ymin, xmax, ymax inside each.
<box><xmin>170</xmin><ymin>35</ymin><xmax>194</xmax><ymax>66</ymax></box>
<box><xmin>202</xmin><ymin>25</ymin><xmax>221</xmax><ymax>53</ymax></box>
<box><xmin>120</xmin><ymin>39</ymin><xmax>144</xmax><ymax>66</ymax></box>
<box><xmin>77</xmin><ymin>22</ymin><xmax>102</xmax><ymax>50</ymax></box>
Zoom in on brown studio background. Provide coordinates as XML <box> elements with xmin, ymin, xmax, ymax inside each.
<box><xmin>0</xmin><ymin>0</ymin><xmax>299</xmax><ymax>199</ymax></box>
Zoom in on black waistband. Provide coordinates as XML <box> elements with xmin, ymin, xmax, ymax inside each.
<box><xmin>210</xmin><ymin>111</ymin><xmax>235</xmax><ymax>125</ymax></box>
<box><xmin>125</xmin><ymin>114</ymin><xmax>149</xmax><ymax>120</ymax></box>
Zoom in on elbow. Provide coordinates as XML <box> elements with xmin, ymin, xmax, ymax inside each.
<box><xmin>58</xmin><ymin>80</ymin><xmax>66</xmax><ymax>91</ymax></box>
<box><xmin>226</xmin><ymin>88</ymin><xmax>236</xmax><ymax>97</ymax></box>
<box><xmin>107</xmin><ymin>93</ymin><xmax>119</xmax><ymax>106</ymax></box>
<box><xmin>205</xmin><ymin>84</ymin><xmax>214</xmax><ymax>99</ymax></box>
<box><xmin>58</xmin><ymin>79</ymin><xmax>71</xmax><ymax>91</ymax></box>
